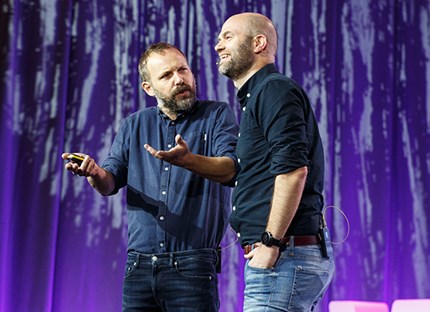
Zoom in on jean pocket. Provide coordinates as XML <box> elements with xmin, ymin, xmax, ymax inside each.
<box><xmin>246</xmin><ymin>262</ymin><xmax>274</xmax><ymax>271</ymax></box>
<box><xmin>174</xmin><ymin>256</ymin><xmax>216</xmax><ymax>280</ymax></box>
<box><xmin>124</xmin><ymin>257</ymin><xmax>138</xmax><ymax>279</ymax></box>
<box><xmin>289</xmin><ymin>265</ymin><xmax>331</xmax><ymax>307</ymax></box>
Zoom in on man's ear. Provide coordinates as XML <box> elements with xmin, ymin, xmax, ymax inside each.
<box><xmin>253</xmin><ymin>34</ymin><xmax>268</xmax><ymax>54</ymax></box>
<box><xmin>141</xmin><ymin>81</ymin><xmax>155</xmax><ymax>96</ymax></box>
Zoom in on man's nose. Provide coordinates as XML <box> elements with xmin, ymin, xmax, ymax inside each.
<box><xmin>214</xmin><ymin>40</ymin><xmax>223</xmax><ymax>52</ymax></box>
<box><xmin>173</xmin><ymin>72</ymin><xmax>184</xmax><ymax>84</ymax></box>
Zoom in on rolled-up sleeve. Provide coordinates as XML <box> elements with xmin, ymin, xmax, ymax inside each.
<box><xmin>102</xmin><ymin>119</ymin><xmax>130</xmax><ymax>194</ymax></box>
<box><xmin>213</xmin><ymin>103</ymin><xmax>239</xmax><ymax>159</ymax></box>
<box><xmin>211</xmin><ymin>102</ymin><xmax>240</xmax><ymax>185</ymax></box>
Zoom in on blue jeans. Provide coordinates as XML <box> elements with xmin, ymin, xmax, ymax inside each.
<box><xmin>243</xmin><ymin>240</ymin><xmax>335</xmax><ymax>312</ymax></box>
<box><xmin>122</xmin><ymin>249</ymin><xmax>220</xmax><ymax>311</ymax></box>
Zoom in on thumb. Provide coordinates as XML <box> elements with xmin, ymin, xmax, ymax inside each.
<box><xmin>175</xmin><ymin>134</ymin><xmax>184</xmax><ymax>145</ymax></box>
<box><xmin>61</xmin><ymin>153</ymin><xmax>71</xmax><ymax>160</ymax></box>
<box><xmin>244</xmin><ymin>248</ymin><xmax>256</xmax><ymax>259</ymax></box>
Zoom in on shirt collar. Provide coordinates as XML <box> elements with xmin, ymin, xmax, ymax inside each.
<box><xmin>237</xmin><ymin>63</ymin><xmax>278</xmax><ymax>107</ymax></box>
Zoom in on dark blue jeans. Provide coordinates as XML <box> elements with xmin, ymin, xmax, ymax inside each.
<box><xmin>122</xmin><ymin>249</ymin><xmax>219</xmax><ymax>312</ymax></box>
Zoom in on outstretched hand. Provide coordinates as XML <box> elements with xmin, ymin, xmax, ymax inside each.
<box><xmin>61</xmin><ymin>152</ymin><xmax>98</xmax><ymax>177</ymax></box>
<box><xmin>144</xmin><ymin>134</ymin><xmax>192</xmax><ymax>167</ymax></box>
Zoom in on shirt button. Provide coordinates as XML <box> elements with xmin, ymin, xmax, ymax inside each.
<box><xmin>237</xmin><ymin>158</ymin><xmax>241</xmax><ymax>163</ymax></box>
<box><xmin>238</xmin><ymin>133</ymin><xmax>240</xmax><ymax>137</ymax></box>
<box><xmin>170</xmin><ymin>121</ymin><xmax>175</xmax><ymax>125</ymax></box>
<box><xmin>234</xmin><ymin>181</ymin><xmax>238</xmax><ymax>186</ymax></box>
<box><xmin>232</xmin><ymin>206</ymin><xmax>236</xmax><ymax>211</ymax></box>
<box><xmin>247</xmin><ymin>93</ymin><xmax>251</xmax><ymax>97</ymax></box>
<box><xmin>159</xmin><ymin>216</ymin><xmax>165</xmax><ymax>221</ymax></box>
<box><xmin>237</xmin><ymin>232</ymin><xmax>241</xmax><ymax>238</ymax></box>
<box><xmin>164</xmin><ymin>166</ymin><xmax>169</xmax><ymax>171</ymax></box>
<box><xmin>161</xmin><ymin>191</ymin><xmax>166</xmax><ymax>195</ymax></box>
<box><xmin>167</xmin><ymin>144</ymin><xmax>172</xmax><ymax>148</ymax></box>
<box><xmin>152</xmin><ymin>256</ymin><xmax>157</xmax><ymax>262</ymax></box>
<box><xmin>242</xmin><ymin>107</ymin><xmax>246</xmax><ymax>112</ymax></box>
<box><xmin>159</xmin><ymin>243</ymin><xmax>164</xmax><ymax>247</ymax></box>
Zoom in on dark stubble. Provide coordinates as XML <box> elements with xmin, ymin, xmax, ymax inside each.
<box><xmin>218</xmin><ymin>37</ymin><xmax>254</xmax><ymax>81</ymax></box>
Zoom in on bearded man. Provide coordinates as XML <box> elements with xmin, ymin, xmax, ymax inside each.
<box><xmin>215</xmin><ymin>13</ymin><xmax>335</xmax><ymax>312</ymax></box>
<box><xmin>62</xmin><ymin>42</ymin><xmax>239</xmax><ymax>312</ymax></box>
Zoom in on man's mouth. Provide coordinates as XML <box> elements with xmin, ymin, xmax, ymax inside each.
<box><xmin>174</xmin><ymin>87</ymin><xmax>191</xmax><ymax>97</ymax></box>
<box><xmin>177</xmin><ymin>90</ymin><xmax>190</xmax><ymax>96</ymax></box>
<box><xmin>218</xmin><ymin>54</ymin><xmax>230</xmax><ymax>64</ymax></box>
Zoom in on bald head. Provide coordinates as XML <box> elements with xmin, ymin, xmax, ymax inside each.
<box><xmin>215</xmin><ymin>12</ymin><xmax>278</xmax><ymax>88</ymax></box>
<box><xmin>225</xmin><ymin>13</ymin><xmax>278</xmax><ymax>56</ymax></box>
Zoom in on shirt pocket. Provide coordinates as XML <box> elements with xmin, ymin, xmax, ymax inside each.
<box><xmin>181</xmin><ymin>131</ymin><xmax>206</xmax><ymax>154</ymax></box>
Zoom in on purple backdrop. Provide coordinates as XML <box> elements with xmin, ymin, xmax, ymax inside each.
<box><xmin>1</xmin><ymin>1</ymin><xmax>429</xmax><ymax>311</ymax></box>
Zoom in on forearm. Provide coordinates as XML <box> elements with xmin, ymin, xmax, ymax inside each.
<box><xmin>266</xmin><ymin>166</ymin><xmax>308</xmax><ymax>238</ymax></box>
<box><xmin>87</xmin><ymin>166</ymin><xmax>116</xmax><ymax>196</ymax></box>
<box><xmin>182</xmin><ymin>154</ymin><xmax>236</xmax><ymax>184</ymax></box>
<box><xmin>246</xmin><ymin>167</ymin><xmax>308</xmax><ymax>267</ymax></box>
<box><xmin>144</xmin><ymin>134</ymin><xmax>237</xmax><ymax>184</ymax></box>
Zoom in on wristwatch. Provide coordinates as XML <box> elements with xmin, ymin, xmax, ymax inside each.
<box><xmin>261</xmin><ymin>231</ymin><xmax>282</xmax><ymax>247</ymax></box>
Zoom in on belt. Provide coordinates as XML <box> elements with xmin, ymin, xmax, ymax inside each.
<box><xmin>243</xmin><ymin>235</ymin><xmax>320</xmax><ymax>255</ymax></box>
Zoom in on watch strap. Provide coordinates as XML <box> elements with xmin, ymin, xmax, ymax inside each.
<box><xmin>262</xmin><ymin>231</ymin><xmax>289</xmax><ymax>247</ymax></box>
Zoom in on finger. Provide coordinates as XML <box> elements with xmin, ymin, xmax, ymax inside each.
<box><xmin>81</xmin><ymin>158</ymin><xmax>93</xmax><ymax>177</ymax></box>
<box><xmin>244</xmin><ymin>252</ymin><xmax>253</xmax><ymax>259</ymax></box>
<box><xmin>87</xmin><ymin>160</ymin><xmax>96</xmax><ymax>175</ymax></box>
<box><xmin>83</xmin><ymin>154</ymin><xmax>91</xmax><ymax>164</ymax></box>
<box><xmin>152</xmin><ymin>150</ymin><xmax>173</xmax><ymax>162</ymax></box>
<box><xmin>65</xmin><ymin>162</ymin><xmax>73</xmax><ymax>170</ymax></box>
<box><xmin>244</xmin><ymin>246</ymin><xmax>258</xmax><ymax>259</ymax></box>
<box><xmin>244</xmin><ymin>250</ymin><xmax>255</xmax><ymax>259</ymax></box>
<box><xmin>61</xmin><ymin>153</ymin><xmax>71</xmax><ymax>160</ymax></box>
<box><xmin>80</xmin><ymin>155</ymin><xmax>90</xmax><ymax>171</ymax></box>
<box><xmin>144</xmin><ymin>144</ymin><xmax>159</xmax><ymax>156</ymax></box>
<box><xmin>65</xmin><ymin>162</ymin><xmax>80</xmax><ymax>175</ymax></box>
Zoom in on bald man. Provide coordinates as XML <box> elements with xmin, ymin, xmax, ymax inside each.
<box><xmin>215</xmin><ymin>13</ymin><xmax>335</xmax><ymax>312</ymax></box>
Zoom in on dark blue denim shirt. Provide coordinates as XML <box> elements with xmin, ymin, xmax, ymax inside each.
<box><xmin>229</xmin><ymin>64</ymin><xmax>325</xmax><ymax>246</ymax></box>
<box><xmin>102</xmin><ymin>100</ymin><xmax>239</xmax><ymax>253</ymax></box>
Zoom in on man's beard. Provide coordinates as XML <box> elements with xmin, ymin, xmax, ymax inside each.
<box><xmin>155</xmin><ymin>83</ymin><xmax>197</xmax><ymax>114</ymax></box>
<box><xmin>218</xmin><ymin>38</ymin><xmax>254</xmax><ymax>81</ymax></box>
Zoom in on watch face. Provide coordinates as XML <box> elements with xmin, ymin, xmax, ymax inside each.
<box><xmin>261</xmin><ymin>231</ymin><xmax>272</xmax><ymax>246</ymax></box>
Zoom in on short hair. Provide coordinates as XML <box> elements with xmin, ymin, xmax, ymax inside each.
<box><xmin>246</xmin><ymin>14</ymin><xmax>278</xmax><ymax>55</ymax></box>
<box><xmin>138</xmin><ymin>42</ymin><xmax>186</xmax><ymax>82</ymax></box>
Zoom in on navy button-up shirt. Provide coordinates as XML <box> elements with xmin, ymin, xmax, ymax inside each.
<box><xmin>229</xmin><ymin>64</ymin><xmax>325</xmax><ymax>246</ymax></box>
<box><xmin>102</xmin><ymin>100</ymin><xmax>239</xmax><ymax>253</ymax></box>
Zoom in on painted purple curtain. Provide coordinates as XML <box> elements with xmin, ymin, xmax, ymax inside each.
<box><xmin>1</xmin><ymin>1</ymin><xmax>429</xmax><ymax>311</ymax></box>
